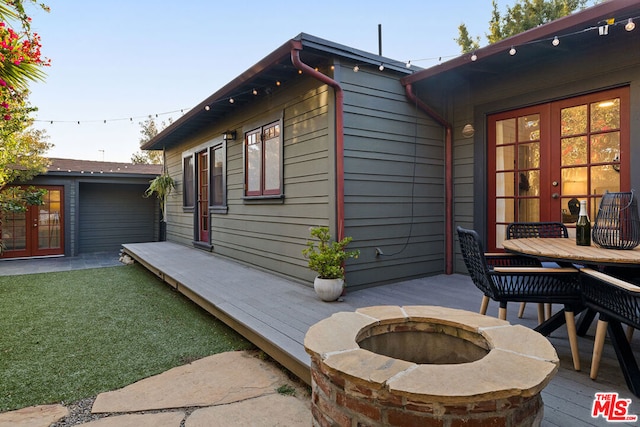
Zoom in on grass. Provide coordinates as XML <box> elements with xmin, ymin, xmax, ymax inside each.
<box><xmin>0</xmin><ymin>264</ymin><xmax>254</xmax><ymax>412</ymax></box>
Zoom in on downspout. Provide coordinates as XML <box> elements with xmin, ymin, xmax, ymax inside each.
<box><xmin>290</xmin><ymin>41</ymin><xmax>346</xmax><ymax>242</ymax></box>
<box><xmin>404</xmin><ymin>84</ymin><xmax>454</xmax><ymax>275</ymax></box>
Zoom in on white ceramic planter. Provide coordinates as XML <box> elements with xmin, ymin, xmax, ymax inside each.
<box><xmin>313</xmin><ymin>277</ymin><xmax>344</xmax><ymax>302</ymax></box>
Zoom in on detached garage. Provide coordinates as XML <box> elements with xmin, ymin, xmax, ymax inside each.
<box><xmin>1</xmin><ymin>158</ymin><xmax>162</xmax><ymax>259</ymax></box>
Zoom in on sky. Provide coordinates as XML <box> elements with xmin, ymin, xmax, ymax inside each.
<box><xmin>27</xmin><ymin>0</ymin><xmax>508</xmax><ymax>163</ymax></box>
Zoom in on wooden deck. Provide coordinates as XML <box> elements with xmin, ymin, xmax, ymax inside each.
<box><xmin>123</xmin><ymin>241</ymin><xmax>640</xmax><ymax>426</ymax></box>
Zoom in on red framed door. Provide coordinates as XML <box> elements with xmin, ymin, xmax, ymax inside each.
<box><xmin>488</xmin><ymin>87</ymin><xmax>629</xmax><ymax>251</ymax></box>
<box><xmin>197</xmin><ymin>150</ymin><xmax>209</xmax><ymax>243</ymax></box>
<box><xmin>1</xmin><ymin>186</ymin><xmax>64</xmax><ymax>258</ymax></box>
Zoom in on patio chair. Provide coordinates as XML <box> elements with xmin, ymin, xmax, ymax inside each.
<box><xmin>506</xmin><ymin>222</ymin><xmax>569</xmax><ymax>319</ymax></box>
<box><xmin>579</xmin><ymin>268</ymin><xmax>640</xmax><ymax>395</ymax></box>
<box><xmin>457</xmin><ymin>226</ymin><xmax>582</xmax><ymax>370</ymax></box>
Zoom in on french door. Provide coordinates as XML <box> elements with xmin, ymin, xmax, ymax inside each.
<box><xmin>1</xmin><ymin>186</ymin><xmax>64</xmax><ymax>258</ymax></box>
<box><xmin>197</xmin><ymin>150</ymin><xmax>209</xmax><ymax>243</ymax></box>
<box><xmin>488</xmin><ymin>87</ymin><xmax>630</xmax><ymax>251</ymax></box>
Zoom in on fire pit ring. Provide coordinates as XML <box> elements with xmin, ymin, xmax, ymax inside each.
<box><xmin>304</xmin><ymin>305</ymin><xmax>559</xmax><ymax>426</ymax></box>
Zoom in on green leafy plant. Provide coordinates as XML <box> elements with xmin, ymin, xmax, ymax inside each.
<box><xmin>144</xmin><ymin>173</ymin><xmax>175</xmax><ymax>221</ymax></box>
<box><xmin>302</xmin><ymin>226</ymin><xmax>359</xmax><ymax>279</ymax></box>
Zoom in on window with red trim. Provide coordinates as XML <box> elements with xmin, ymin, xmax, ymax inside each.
<box><xmin>245</xmin><ymin>121</ymin><xmax>281</xmax><ymax>197</ymax></box>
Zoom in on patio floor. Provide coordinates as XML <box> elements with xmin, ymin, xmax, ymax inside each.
<box><xmin>122</xmin><ymin>241</ymin><xmax>640</xmax><ymax>426</ymax></box>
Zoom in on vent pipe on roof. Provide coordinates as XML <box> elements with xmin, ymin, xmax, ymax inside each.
<box><xmin>290</xmin><ymin>41</ymin><xmax>346</xmax><ymax>243</ymax></box>
<box><xmin>404</xmin><ymin>83</ymin><xmax>454</xmax><ymax>275</ymax></box>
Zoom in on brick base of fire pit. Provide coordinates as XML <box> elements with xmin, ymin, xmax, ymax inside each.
<box><xmin>304</xmin><ymin>305</ymin><xmax>559</xmax><ymax>427</ymax></box>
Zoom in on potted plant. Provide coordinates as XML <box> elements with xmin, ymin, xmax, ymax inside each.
<box><xmin>144</xmin><ymin>172</ymin><xmax>175</xmax><ymax>222</ymax></box>
<box><xmin>302</xmin><ymin>226</ymin><xmax>359</xmax><ymax>301</ymax></box>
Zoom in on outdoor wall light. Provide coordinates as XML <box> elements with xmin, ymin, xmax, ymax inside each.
<box><xmin>462</xmin><ymin>124</ymin><xmax>475</xmax><ymax>138</ymax></box>
<box><xmin>222</xmin><ymin>131</ymin><xmax>236</xmax><ymax>141</ymax></box>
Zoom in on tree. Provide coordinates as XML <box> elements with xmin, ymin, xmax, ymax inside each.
<box><xmin>130</xmin><ymin>116</ymin><xmax>171</xmax><ymax>164</ymax></box>
<box><xmin>0</xmin><ymin>0</ymin><xmax>51</xmax><ymax>252</ymax></box>
<box><xmin>456</xmin><ymin>0</ymin><xmax>592</xmax><ymax>53</ymax></box>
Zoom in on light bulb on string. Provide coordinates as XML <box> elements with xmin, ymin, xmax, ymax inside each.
<box><xmin>470</xmin><ymin>53</ymin><xmax>477</xmax><ymax>61</ymax></box>
<box><xmin>509</xmin><ymin>46</ymin><xmax>517</xmax><ymax>56</ymax></box>
<box><xmin>204</xmin><ymin>105</ymin><xmax>210</xmax><ymax>111</ymax></box>
<box><xmin>405</xmin><ymin>60</ymin><xmax>411</xmax><ymax>68</ymax></box>
<box><xmin>229</xmin><ymin>98</ymin><xmax>235</xmax><ymax>104</ymax></box>
<box><xmin>626</xmin><ymin>18</ymin><xmax>635</xmax><ymax>31</ymax></box>
<box><xmin>552</xmin><ymin>36</ymin><xmax>560</xmax><ymax>46</ymax></box>
<box><xmin>379</xmin><ymin>64</ymin><xmax>384</xmax><ymax>71</ymax></box>
<box><xmin>353</xmin><ymin>65</ymin><xmax>359</xmax><ymax>72</ymax></box>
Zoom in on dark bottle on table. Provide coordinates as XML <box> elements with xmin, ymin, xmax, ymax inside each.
<box><xmin>576</xmin><ymin>200</ymin><xmax>591</xmax><ymax>246</ymax></box>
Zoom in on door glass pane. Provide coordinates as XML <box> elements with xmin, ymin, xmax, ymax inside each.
<box><xmin>495</xmin><ymin>198</ymin><xmax>514</xmax><ymax>223</ymax></box>
<box><xmin>518</xmin><ymin>199</ymin><xmax>539</xmax><ymax>222</ymax></box>
<box><xmin>495</xmin><ymin>172</ymin><xmax>514</xmax><ymax>197</ymax></box>
<box><xmin>518</xmin><ymin>143</ymin><xmax>539</xmax><ymax>169</ymax></box>
<box><xmin>591</xmin><ymin>98</ymin><xmax>620</xmax><ymax>131</ymax></box>
<box><xmin>2</xmin><ymin>210</ymin><xmax>26</xmax><ymax>250</ymax></box>
<box><xmin>562</xmin><ymin>167</ymin><xmax>588</xmax><ymax>196</ymax></box>
<box><xmin>518</xmin><ymin>115</ymin><xmax>540</xmax><ymax>141</ymax></box>
<box><xmin>561</xmin><ymin>105</ymin><xmax>587</xmax><ymax>136</ymax></box>
<box><xmin>496</xmin><ymin>119</ymin><xmax>516</xmax><ymax>145</ymax></box>
<box><xmin>591</xmin><ymin>165</ymin><xmax>620</xmax><ymax>195</ymax></box>
<box><xmin>561</xmin><ymin>136</ymin><xmax>587</xmax><ymax>166</ymax></box>
<box><xmin>38</xmin><ymin>189</ymin><xmax>62</xmax><ymax>250</ymax></box>
<box><xmin>519</xmin><ymin>171</ymin><xmax>539</xmax><ymax>196</ymax></box>
<box><xmin>590</xmin><ymin>132</ymin><xmax>619</xmax><ymax>164</ymax></box>
<box><xmin>495</xmin><ymin>146</ymin><xmax>514</xmax><ymax>171</ymax></box>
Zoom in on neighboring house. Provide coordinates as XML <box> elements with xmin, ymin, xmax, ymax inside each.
<box><xmin>144</xmin><ymin>0</ymin><xmax>639</xmax><ymax>288</ymax></box>
<box><xmin>1</xmin><ymin>158</ymin><xmax>162</xmax><ymax>259</ymax></box>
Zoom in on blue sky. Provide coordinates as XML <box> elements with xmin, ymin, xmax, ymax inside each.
<box><xmin>28</xmin><ymin>1</ymin><xmax>511</xmax><ymax>162</ymax></box>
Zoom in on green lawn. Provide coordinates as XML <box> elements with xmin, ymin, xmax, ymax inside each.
<box><xmin>0</xmin><ymin>264</ymin><xmax>254</xmax><ymax>412</ymax></box>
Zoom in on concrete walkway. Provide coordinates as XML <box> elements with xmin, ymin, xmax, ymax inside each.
<box><xmin>0</xmin><ymin>252</ymin><xmax>122</xmax><ymax>276</ymax></box>
<box><xmin>0</xmin><ymin>351</ymin><xmax>311</xmax><ymax>427</ymax></box>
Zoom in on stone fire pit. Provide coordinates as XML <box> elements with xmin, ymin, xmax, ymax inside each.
<box><xmin>304</xmin><ymin>305</ymin><xmax>559</xmax><ymax>426</ymax></box>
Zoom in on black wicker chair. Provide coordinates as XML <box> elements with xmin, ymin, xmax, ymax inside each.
<box><xmin>580</xmin><ymin>268</ymin><xmax>640</xmax><ymax>396</ymax></box>
<box><xmin>457</xmin><ymin>226</ymin><xmax>583</xmax><ymax>370</ymax></box>
<box><xmin>506</xmin><ymin>222</ymin><xmax>569</xmax><ymax>319</ymax></box>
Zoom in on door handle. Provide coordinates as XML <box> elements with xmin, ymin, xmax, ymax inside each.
<box><xmin>552</xmin><ymin>193</ymin><xmax>559</xmax><ymax>199</ymax></box>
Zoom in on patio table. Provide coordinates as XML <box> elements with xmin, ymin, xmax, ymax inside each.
<box><xmin>503</xmin><ymin>237</ymin><xmax>640</xmax><ymax>396</ymax></box>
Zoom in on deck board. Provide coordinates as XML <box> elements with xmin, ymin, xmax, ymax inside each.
<box><xmin>123</xmin><ymin>241</ymin><xmax>640</xmax><ymax>426</ymax></box>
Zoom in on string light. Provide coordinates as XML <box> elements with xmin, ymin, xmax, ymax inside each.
<box><xmin>470</xmin><ymin>52</ymin><xmax>477</xmax><ymax>61</ymax></box>
<box><xmin>625</xmin><ymin>18</ymin><xmax>635</xmax><ymax>31</ymax></box>
<box><xmin>509</xmin><ymin>46</ymin><xmax>517</xmax><ymax>56</ymax></box>
<box><xmin>353</xmin><ymin>64</ymin><xmax>360</xmax><ymax>72</ymax></box>
<box><xmin>552</xmin><ymin>36</ymin><xmax>560</xmax><ymax>46</ymax></box>
<box><xmin>379</xmin><ymin>63</ymin><xmax>384</xmax><ymax>71</ymax></box>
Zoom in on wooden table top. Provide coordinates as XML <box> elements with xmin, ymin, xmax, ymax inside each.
<box><xmin>502</xmin><ymin>238</ymin><xmax>640</xmax><ymax>266</ymax></box>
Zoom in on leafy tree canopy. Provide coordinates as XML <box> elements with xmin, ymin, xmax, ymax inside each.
<box><xmin>130</xmin><ymin>116</ymin><xmax>171</xmax><ymax>165</ymax></box>
<box><xmin>456</xmin><ymin>0</ymin><xmax>594</xmax><ymax>53</ymax></box>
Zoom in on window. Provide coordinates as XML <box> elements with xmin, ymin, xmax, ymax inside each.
<box><xmin>211</xmin><ymin>143</ymin><xmax>227</xmax><ymax>211</ymax></box>
<box><xmin>245</xmin><ymin>121</ymin><xmax>282</xmax><ymax>197</ymax></box>
<box><xmin>183</xmin><ymin>155</ymin><xmax>195</xmax><ymax>208</ymax></box>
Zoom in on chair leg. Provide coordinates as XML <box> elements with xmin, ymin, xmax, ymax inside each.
<box><xmin>626</xmin><ymin>325</ymin><xmax>634</xmax><ymax>343</ymax></box>
<box><xmin>564</xmin><ymin>310</ymin><xmax>580</xmax><ymax>371</ymax></box>
<box><xmin>518</xmin><ymin>302</ymin><xmax>526</xmax><ymax>318</ymax></box>
<box><xmin>591</xmin><ymin>319</ymin><xmax>608</xmax><ymax>380</ymax></box>
<box><xmin>480</xmin><ymin>295</ymin><xmax>490</xmax><ymax>315</ymax></box>
<box><xmin>498</xmin><ymin>306</ymin><xmax>507</xmax><ymax>320</ymax></box>
<box><xmin>537</xmin><ymin>304</ymin><xmax>545</xmax><ymax>325</ymax></box>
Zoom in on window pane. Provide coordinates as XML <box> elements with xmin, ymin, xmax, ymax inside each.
<box><xmin>591</xmin><ymin>98</ymin><xmax>620</xmax><ymax>132</ymax></box>
<box><xmin>518</xmin><ymin>199</ymin><xmax>539</xmax><ymax>222</ymax></box>
<box><xmin>495</xmin><ymin>119</ymin><xmax>516</xmax><ymax>145</ymax></box>
<box><xmin>247</xmin><ymin>132</ymin><xmax>261</xmax><ymax>193</ymax></box>
<box><xmin>561</xmin><ymin>136</ymin><xmax>587</xmax><ymax>166</ymax></box>
<box><xmin>561</xmin><ymin>105</ymin><xmax>587</xmax><ymax>136</ymax></box>
<box><xmin>264</xmin><ymin>133</ymin><xmax>280</xmax><ymax>192</ymax></box>
<box><xmin>590</xmin><ymin>132</ymin><xmax>619</xmax><ymax>164</ymax></box>
<box><xmin>183</xmin><ymin>156</ymin><xmax>194</xmax><ymax>207</ymax></box>
<box><xmin>519</xmin><ymin>170</ymin><xmax>539</xmax><ymax>196</ymax></box>
<box><xmin>495</xmin><ymin>198</ymin><xmax>514</xmax><ymax>223</ymax></box>
<box><xmin>211</xmin><ymin>146</ymin><xmax>224</xmax><ymax>206</ymax></box>
<box><xmin>518</xmin><ymin>115</ymin><xmax>540</xmax><ymax>142</ymax></box>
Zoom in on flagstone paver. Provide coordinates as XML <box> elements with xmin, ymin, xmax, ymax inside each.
<box><xmin>0</xmin><ymin>404</ymin><xmax>68</xmax><ymax>427</ymax></box>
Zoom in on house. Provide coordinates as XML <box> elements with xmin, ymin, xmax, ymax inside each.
<box><xmin>144</xmin><ymin>0</ymin><xmax>640</xmax><ymax>288</ymax></box>
<box><xmin>1</xmin><ymin>158</ymin><xmax>162</xmax><ymax>259</ymax></box>
<box><xmin>142</xmin><ymin>33</ymin><xmax>442</xmax><ymax>290</ymax></box>
<box><xmin>402</xmin><ymin>0</ymin><xmax>640</xmax><ymax>273</ymax></box>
